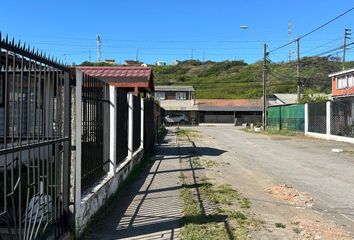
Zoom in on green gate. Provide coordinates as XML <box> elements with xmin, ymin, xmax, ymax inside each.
<box><xmin>267</xmin><ymin>104</ymin><xmax>304</xmax><ymax>131</ymax></box>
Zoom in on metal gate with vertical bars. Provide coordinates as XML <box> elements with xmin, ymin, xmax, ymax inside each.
<box><xmin>81</xmin><ymin>73</ymin><xmax>110</xmax><ymax>194</ymax></box>
<box><xmin>116</xmin><ymin>89</ymin><xmax>128</xmax><ymax>165</ymax></box>
<box><xmin>0</xmin><ymin>34</ymin><xmax>70</xmax><ymax>239</ymax></box>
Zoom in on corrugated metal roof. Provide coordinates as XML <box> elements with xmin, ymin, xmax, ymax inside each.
<box><xmin>273</xmin><ymin>93</ymin><xmax>298</xmax><ymax>104</ymax></box>
<box><xmin>155</xmin><ymin>85</ymin><xmax>195</xmax><ymax>91</ymax></box>
<box><xmin>76</xmin><ymin>66</ymin><xmax>154</xmax><ymax>92</ymax></box>
<box><xmin>77</xmin><ymin>66</ymin><xmax>152</xmax><ymax>80</ymax></box>
<box><xmin>196</xmin><ymin>99</ymin><xmax>262</xmax><ymax>111</ymax></box>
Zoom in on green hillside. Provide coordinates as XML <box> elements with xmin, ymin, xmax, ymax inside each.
<box><xmin>153</xmin><ymin>58</ymin><xmax>354</xmax><ymax>99</ymax></box>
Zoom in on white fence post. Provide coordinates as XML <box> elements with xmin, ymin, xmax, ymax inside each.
<box><xmin>304</xmin><ymin>103</ymin><xmax>308</xmax><ymax>134</ymax></box>
<box><xmin>326</xmin><ymin>101</ymin><xmax>331</xmax><ymax>135</ymax></box>
<box><xmin>109</xmin><ymin>86</ymin><xmax>117</xmax><ymax>174</ymax></box>
<box><xmin>141</xmin><ymin>98</ymin><xmax>144</xmax><ymax>150</ymax></box>
<box><xmin>75</xmin><ymin>70</ymin><xmax>82</xmax><ymax>218</ymax></box>
<box><xmin>128</xmin><ymin>93</ymin><xmax>134</xmax><ymax>159</ymax></box>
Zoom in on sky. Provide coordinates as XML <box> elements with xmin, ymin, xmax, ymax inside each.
<box><xmin>1</xmin><ymin>0</ymin><xmax>353</xmax><ymax>65</ymax></box>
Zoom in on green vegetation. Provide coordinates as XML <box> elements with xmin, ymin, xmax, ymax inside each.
<box><xmin>205</xmin><ymin>159</ymin><xmax>219</xmax><ymax>168</ymax></box>
<box><xmin>293</xmin><ymin>227</ymin><xmax>302</xmax><ymax>234</ymax></box>
<box><xmin>240</xmin><ymin>197</ymin><xmax>251</xmax><ymax>209</ymax></box>
<box><xmin>177</xmin><ymin>128</ymin><xmax>201</xmax><ymax>138</ymax></box>
<box><xmin>242</xmin><ymin>127</ymin><xmax>303</xmax><ymax>136</ymax></box>
<box><xmin>180</xmin><ymin>156</ymin><xmax>261</xmax><ymax>239</ymax></box>
<box><xmin>275</xmin><ymin>222</ymin><xmax>287</xmax><ymax>229</ymax></box>
<box><xmin>153</xmin><ymin>58</ymin><xmax>354</xmax><ymax>99</ymax></box>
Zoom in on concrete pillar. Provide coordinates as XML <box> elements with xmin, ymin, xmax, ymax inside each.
<box><xmin>304</xmin><ymin>103</ymin><xmax>308</xmax><ymax>134</ymax></box>
<box><xmin>75</xmin><ymin>70</ymin><xmax>82</xmax><ymax>217</ymax></box>
<box><xmin>140</xmin><ymin>98</ymin><xmax>144</xmax><ymax>149</ymax></box>
<box><xmin>103</xmin><ymin>86</ymin><xmax>109</xmax><ymax>172</ymax></box>
<box><xmin>128</xmin><ymin>93</ymin><xmax>133</xmax><ymax>159</ymax></box>
<box><xmin>109</xmin><ymin>86</ymin><xmax>117</xmax><ymax>174</ymax></box>
<box><xmin>134</xmin><ymin>87</ymin><xmax>139</xmax><ymax>96</ymax></box>
<box><xmin>326</xmin><ymin>101</ymin><xmax>331</xmax><ymax>135</ymax></box>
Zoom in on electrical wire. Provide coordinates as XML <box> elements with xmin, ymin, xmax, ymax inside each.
<box><xmin>269</xmin><ymin>7</ymin><xmax>354</xmax><ymax>53</ymax></box>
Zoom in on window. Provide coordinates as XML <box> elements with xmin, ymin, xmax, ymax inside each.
<box><xmin>337</xmin><ymin>76</ymin><xmax>348</xmax><ymax>89</ymax></box>
<box><xmin>176</xmin><ymin>92</ymin><xmax>187</xmax><ymax>100</ymax></box>
<box><xmin>155</xmin><ymin>92</ymin><xmax>165</xmax><ymax>100</ymax></box>
<box><xmin>348</xmin><ymin>74</ymin><xmax>354</xmax><ymax>88</ymax></box>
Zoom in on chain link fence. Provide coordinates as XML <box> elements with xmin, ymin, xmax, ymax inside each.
<box><xmin>308</xmin><ymin>102</ymin><xmax>327</xmax><ymax>134</ymax></box>
<box><xmin>331</xmin><ymin>100</ymin><xmax>354</xmax><ymax>137</ymax></box>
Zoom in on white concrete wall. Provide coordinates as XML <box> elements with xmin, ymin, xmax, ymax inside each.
<box><xmin>75</xmin><ymin>149</ymin><xmax>144</xmax><ymax>235</ymax></box>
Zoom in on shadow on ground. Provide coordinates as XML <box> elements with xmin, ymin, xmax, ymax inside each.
<box><xmin>81</xmin><ymin>129</ymin><xmax>228</xmax><ymax>239</ymax></box>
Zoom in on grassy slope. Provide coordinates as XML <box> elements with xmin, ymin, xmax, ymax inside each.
<box><xmin>153</xmin><ymin>58</ymin><xmax>354</xmax><ymax>99</ymax></box>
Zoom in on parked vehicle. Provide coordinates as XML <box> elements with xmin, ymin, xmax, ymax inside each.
<box><xmin>165</xmin><ymin>113</ymin><xmax>189</xmax><ymax>125</ymax></box>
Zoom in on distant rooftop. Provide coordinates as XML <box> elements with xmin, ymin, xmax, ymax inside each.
<box><xmin>273</xmin><ymin>93</ymin><xmax>298</xmax><ymax>105</ymax></box>
<box><xmin>196</xmin><ymin>99</ymin><xmax>262</xmax><ymax>112</ymax></box>
<box><xmin>155</xmin><ymin>85</ymin><xmax>195</xmax><ymax>92</ymax></box>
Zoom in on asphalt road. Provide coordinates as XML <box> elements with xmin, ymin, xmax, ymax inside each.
<box><xmin>191</xmin><ymin>126</ymin><xmax>354</xmax><ymax>227</ymax></box>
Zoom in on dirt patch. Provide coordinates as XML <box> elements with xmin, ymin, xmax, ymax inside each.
<box><xmin>290</xmin><ymin>217</ymin><xmax>352</xmax><ymax>239</ymax></box>
<box><xmin>265</xmin><ymin>184</ymin><xmax>314</xmax><ymax>208</ymax></box>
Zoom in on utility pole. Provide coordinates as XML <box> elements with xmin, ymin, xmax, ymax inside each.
<box><xmin>97</xmin><ymin>34</ymin><xmax>101</xmax><ymax>63</ymax></box>
<box><xmin>191</xmin><ymin>49</ymin><xmax>194</xmax><ymax>60</ymax></box>
<box><xmin>296</xmin><ymin>38</ymin><xmax>301</xmax><ymax>102</ymax></box>
<box><xmin>343</xmin><ymin>28</ymin><xmax>352</xmax><ymax>70</ymax></box>
<box><xmin>89</xmin><ymin>50</ymin><xmax>91</xmax><ymax>62</ymax></box>
<box><xmin>262</xmin><ymin>44</ymin><xmax>268</xmax><ymax>129</ymax></box>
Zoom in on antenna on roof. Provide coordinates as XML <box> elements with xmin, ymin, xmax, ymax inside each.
<box><xmin>97</xmin><ymin>34</ymin><xmax>101</xmax><ymax>63</ymax></box>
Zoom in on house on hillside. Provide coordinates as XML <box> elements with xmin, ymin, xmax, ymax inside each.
<box><xmin>196</xmin><ymin>99</ymin><xmax>262</xmax><ymax>125</ymax></box>
<box><xmin>154</xmin><ymin>85</ymin><xmax>198</xmax><ymax>124</ymax></box>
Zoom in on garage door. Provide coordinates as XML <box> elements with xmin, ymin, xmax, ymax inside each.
<box><xmin>204</xmin><ymin>114</ymin><xmax>235</xmax><ymax>123</ymax></box>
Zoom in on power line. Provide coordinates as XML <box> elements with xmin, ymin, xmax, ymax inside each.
<box><xmin>269</xmin><ymin>7</ymin><xmax>354</xmax><ymax>53</ymax></box>
<box><xmin>301</xmin><ymin>36</ymin><xmax>343</xmax><ymax>55</ymax></box>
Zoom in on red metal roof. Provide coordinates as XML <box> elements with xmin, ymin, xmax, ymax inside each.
<box><xmin>196</xmin><ymin>99</ymin><xmax>262</xmax><ymax>111</ymax></box>
<box><xmin>76</xmin><ymin>66</ymin><xmax>154</xmax><ymax>92</ymax></box>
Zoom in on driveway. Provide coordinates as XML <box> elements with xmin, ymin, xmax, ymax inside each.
<box><xmin>186</xmin><ymin>126</ymin><xmax>354</xmax><ymax>236</ymax></box>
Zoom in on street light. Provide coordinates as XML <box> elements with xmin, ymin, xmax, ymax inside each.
<box><xmin>240</xmin><ymin>26</ymin><xmax>249</xmax><ymax>30</ymax></box>
<box><xmin>240</xmin><ymin>25</ymin><xmax>268</xmax><ymax>129</ymax></box>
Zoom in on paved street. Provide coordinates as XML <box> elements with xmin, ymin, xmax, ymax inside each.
<box><xmin>192</xmin><ymin>126</ymin><xmax>354</xmax><ymax>231</ymax></box>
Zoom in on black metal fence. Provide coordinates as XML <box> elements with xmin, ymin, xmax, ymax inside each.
<box><xmin>331</xmin><ymin>100</ymin><xmax>353</xmax><ymax>137</ymax></box>
<box><xmin>116</xmin><ymin>90</ymin><xmax>128</xmax><ymax>164</ymax></box>
<box><xmin>144</xmin><ymin>99</ymin><xmax>155</xmax><ymax>153</ymax></box>
<box><xmin>308</xmin><ymin>102</ymin><xmax>327</xmax><ymax>134</ymax></box>
<box><xmin>81</xmin><ymin>74</ymin><xmax>109</xmax><ymax>194</ymax></box>
<box><xmin>132</xmin><ymin>95</ymin><xmax>141</xmax><ymax>153</ymax></box>
<box><xmin>0</xmin><ymin>34</ymin><xmax>70</xmax><ymax>239</ymax></box>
